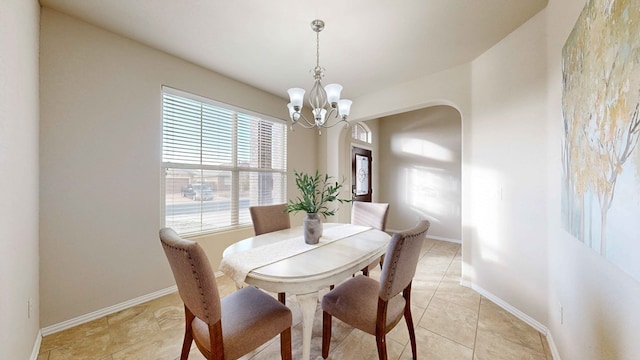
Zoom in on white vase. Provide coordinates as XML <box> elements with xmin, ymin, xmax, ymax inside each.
<box><xmin>303</xmin><ymin>213</ymin><xmax>323</xmax><ymax>244</ymax></box>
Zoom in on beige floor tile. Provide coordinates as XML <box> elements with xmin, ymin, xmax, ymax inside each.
<box><xmin>326</xmin><ymin>328</ymin><xmax>378</xmax><ymax>360</ymax></box>
<box><xmin>410</xmin><ymin>282</ymin><xmax>437</xmax><ymax>309</ymax></box>
<box><xmin>419</xmin><ymin>297</ymin><xmax>478</xmax><ymax>348</ymax></box>
<box><xmin>474</xmin><ymin>328</ymin><xmax>547</xmax><ymax>360</ymax></box>
<box><xmin>443</xmin><ymin>258</ymin><xmax>463</xmax><ymax>281</ymax></box>
<box><xmin>429</xmin><ymin>241</ymin><xmax>461</xmax><ymax>257</ymax></box>
<box><xmin>478</xmin><ymin>297</ymin><xmax>544</xmax><ymax>353</ymax></box>
<box><xmin>420</xmin><ymin>253</ymin><xmax>455</xmax><ymax>269</ymax></box>
<box><xmin>48</xmin><ymin>338</ymin><xmax>113</xmax><ymax>360</ymax></box>
<box><xmin>107</xmin><ymin>305</ymin><xmax>162</xmax><ymax>354</ymax></box>
<box><xmin>420</xmin><ymin>239</ymin><xmax>437</xmax><ymax>257</ymax></box>
<box><xmin>433</xmin><ymin>280</ymin><xmax>481</xmax><ymax>311</ymax></box>
<box><xmin>143</xmin><ymin>292</ymin><xmax>184</xmax><ymax>331</ymax></box>
<box><xmin>40</xmin><ymin>317</ymin><xmax>109</xmax><ymax>353</ymax></box>
<box><xmin>385</xmin><ymin>338</ymin><xmax>407</xmax><ymax>360</ymax></box>
<box><xmin>36</xmin><ymin>352</ymin><xmax>50</xmax><ymax>360</ymax></box>
<box><xmin>153</xmin><ymin>302</ymin><xmax>184</xmax><ymax>331</ymax></box>
<box><xmin>111</xmin><ymin>327</ymin><xmax>183</xmax><ymax>360</ymax></box>
<box><xmin>399</xmin><ymin>326</ymin><xmax>473</xmax><ymax>360</ymax></box>
<box><xmin>107</xmin><ymin>304</ymin><xmax>147</xmax><ymax>326</ymax></box>
<box><xmin>45</xmin><ymin>320</ymin><xmax>113</xmax><ymax>360</ymax></box>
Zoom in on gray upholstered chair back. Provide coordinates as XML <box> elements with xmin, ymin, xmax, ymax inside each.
<box><xmin>159</xmin><ymin>228</ymin><xmax>221</xmax><ymax>325</ymax></box>
<box><xmin>378</xmin><ymin>220</ymin><xmax>430</xmax><ymax>301</ymax></box>
<box><xmin>249</xmin><ymin>204</ymin><xmax>291</xmax><ymax>235</ymax></box>
<box><xmin>351</xmin><ymin>202</ymin><xmax>390</xmax><ymax>231</ymax></box>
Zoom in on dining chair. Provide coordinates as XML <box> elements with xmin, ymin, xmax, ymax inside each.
<box><xmin>351</xmin><ymin>201</ymin><xmax>390</xmax><ymax>276</ymax></box>
<box><xmin>321</xmin><ymin>220</ymin><xmax>430</xmax><ymax>360</ymax></box>
<box><xmin>249</xmin><ymin>203</ymin><xmax>290</xmax><ymax>304</ymax></box>
<box><xmin>249</xmin><ymin>203</ymin><xmax>291</xmax><ymax>236</ymax></box>
<box><xmin>159</xmin><ymin>228</ymin><xmax>292</xmax><ymax>360</ymax></box>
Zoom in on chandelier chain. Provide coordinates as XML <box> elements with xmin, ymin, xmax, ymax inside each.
<box><xmin>316</xmin><ymin>30</ymin><xmax>320</xmax><ymax>69</ymax></box>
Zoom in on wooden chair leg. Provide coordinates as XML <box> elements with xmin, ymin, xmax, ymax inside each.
<box><xmin>375</xmin><ymin>298</ymin><xmax>389</xmax><ymax>360</ymax></box>
<box><xmin>403</xmin><ymin>284</ymin><xmax>417</xmax><ymax>359</ymax></box>
<box><xmin>181</xmin><ymin>305</ymin><xmax>195</xmax><ymax>360</ymax></box>
<box><xmin>278</xmin><ymin>292</ymin><xmax>286</xmax><ymax>304</ymax></box>
<box><xmin>375</xmin><ymin>333</ymin><xmax>388</xmax><ymax>360</ymax></box>
<box><xmin>322</xmin><ymin>311</ymin><xmax>332</xmax><ymax>358</ymax></box>
<box><xmin>280</xmin><ymin>327</ymin><xmax>292</xmax><ymax>360</ymax></box>
<box><xmin>403</xmin><ymin>307</ymin><xmax>417</xmax><ymax>359</ymax></box>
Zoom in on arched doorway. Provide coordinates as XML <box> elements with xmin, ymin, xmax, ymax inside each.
<box><xmin>338</xmin><ymin>105</ymin><xmax>462</xmax><ymax>242</ymax></box>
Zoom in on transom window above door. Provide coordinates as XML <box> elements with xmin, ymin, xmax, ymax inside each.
<box><xmin>351</xmin><ymin>122</ymin><xmax>371</xmax><ymax>143</ymax></box>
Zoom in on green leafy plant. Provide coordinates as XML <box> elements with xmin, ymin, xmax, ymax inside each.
<box><xmin>285</xmin><ymin>170</ymin><xmax>351</xmax><ymax>218</ymax></box>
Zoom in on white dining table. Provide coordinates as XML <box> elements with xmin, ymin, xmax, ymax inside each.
<box><xmin>220</xmin><ymin>223</ymin><xmax>391</xmax><ymax>360</ymax></box>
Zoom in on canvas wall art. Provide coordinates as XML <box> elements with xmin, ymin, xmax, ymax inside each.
<box><xmin>562</xmin><ymin>0</ymin><xmax>640</xmax><ymax>281</ymax></box>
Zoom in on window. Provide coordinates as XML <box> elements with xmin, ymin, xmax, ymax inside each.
<box><xmin>351</xmin><ymin>122</ymin><xmax>371</xmax><ymax>143</ymax></box>
<box><xmin>162</xmin><ymin>87</ymin><xmax>287</xmax><ymax>235</ymax></box>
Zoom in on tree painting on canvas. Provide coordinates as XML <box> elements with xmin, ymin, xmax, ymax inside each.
<box><xmin>562</xmin><ymin>0</ymin><xmax>640</xmax><ymax>280</ymax></box>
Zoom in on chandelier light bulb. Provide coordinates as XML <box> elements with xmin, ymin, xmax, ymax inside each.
<box><xmin>313</xmin><ymin>108</ymin><xmax>328</xmax><ymax>126</ymax></box>
<box><xmin>324</xmin><ymin>84</ymin><xmax>343</xmax><ymax>106</ymax></box>
<box><xmin>338</xmin><ymin>99</ymin><xmax>352</xmax><ymax>119</ymax></box>
<box><xmin>287</xmin><ymin>88</ymin><xmax>305</xmax><ymax>109</ymax></box>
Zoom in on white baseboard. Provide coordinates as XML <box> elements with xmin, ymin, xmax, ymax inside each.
<box><xmin>427</xmin><ymin>235</ymin><xmax>461</xmax><ymax>244</ymax></box>
<box><xmin>40</xmin><ymin>285</ymin><xmax>177</xmax><ymax>336</ymax></box>
<box><xmin>30</xmin><ymin>330</ymin><xmax>42</xmax><ymax>360</ymax></box>
<box><xmin>386</xmin><ymin>229</ymin><xmax>461</xmax><ymax>244</ymax></box>
<box><xmin>546</xmin><ymin>330</ymin><xmax>561</xmax><ymax>360</ymax></box>
<box><xmin>460</xmin><ymin>280</ymin><xmax>561</xmax><ymax>360</ymax></box>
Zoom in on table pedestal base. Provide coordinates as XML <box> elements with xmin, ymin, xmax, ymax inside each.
<box><xmin>296</xmin><ymin>292</ymin><xmax>319</xmax><ymax>360</ymax></box>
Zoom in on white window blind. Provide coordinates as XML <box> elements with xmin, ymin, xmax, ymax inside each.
<box><xmin>162</xmin><ymin>87</ymin><xmax>287</xmax><ymax>235</ymax></box>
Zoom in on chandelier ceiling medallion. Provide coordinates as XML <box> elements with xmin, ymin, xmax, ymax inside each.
<box><xmin>287</xmin><ymin>19</ymin><xmax>352</xmax><ymax>135</ymax></box>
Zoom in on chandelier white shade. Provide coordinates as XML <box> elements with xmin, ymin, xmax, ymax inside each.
<box><xmin>287</xmin><ymin>19</ymin><xmax>352</xmax><ymax>135</ymax></box>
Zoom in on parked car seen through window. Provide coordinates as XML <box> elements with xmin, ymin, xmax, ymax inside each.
<box><xmin>181</xmin><ymin>183</ymin><xmax>214</xmax><ymax>201</ymax></box>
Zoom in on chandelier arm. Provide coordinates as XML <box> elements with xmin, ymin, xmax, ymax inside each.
<box><xmin>292</xmin><ymin>112</ymin><xmax>316</xmax><ymax>128</ymax></box>
<box><xmin>320</xmin><ymin>118</ymin><xmax>350</xmax><ymax>129</ymax></box>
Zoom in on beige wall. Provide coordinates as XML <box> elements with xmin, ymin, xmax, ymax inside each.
<box><xmin>469</xmin><ymin>4</ymin><xmax>549</xmax><ymax>328</ymax></box>
<box><xmin>39</xmin><ymin>8</ymin><xmax>316</xmax><ymax>328</ymax></box>
<box><xmin>378</xmin><ymin>106</ymin><xmax>462</xmax><ymax>239</ymax></box>
<box><xmin>1</xmin><ymin>0</ymin><xmax>40</xmax><ymax>358</ymax></box>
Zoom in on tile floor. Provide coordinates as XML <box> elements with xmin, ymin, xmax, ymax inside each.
<box><xmin>37</xmin><ymin>239</ymin><xmax>554</xmax><ymax>360</ymax></box>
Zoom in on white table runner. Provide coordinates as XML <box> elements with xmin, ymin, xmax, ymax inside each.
<box><xmin>220</xmin><ymin>224</ymin><xmax>371</xmax><ymax>287</ymax></box>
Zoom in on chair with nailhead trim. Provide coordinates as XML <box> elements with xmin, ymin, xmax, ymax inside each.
<box><xmin>160</xmin><ymin>228</ymin><xmax>292</xmax><ymax>360</ymax></box>
<box><xmin>321</xmin><ymin>220</ymin><xmax>430</xmax><ymax>360</ymax></box>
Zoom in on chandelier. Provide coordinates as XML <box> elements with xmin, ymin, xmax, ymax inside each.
<box><xmin>287</xmin><ymin>19</ymin><xmax>352</xmax><ymax>135</ymax></box>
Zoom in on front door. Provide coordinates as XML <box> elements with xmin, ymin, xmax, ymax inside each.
<box><xmin>352</xmin><ymin>146</ymin><xmax>372</xmax><ymax>202</ymax></box>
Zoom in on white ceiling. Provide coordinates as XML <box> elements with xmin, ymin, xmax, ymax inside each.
<box><xmin>39</xmin><ymin>0</ymin><xmax>548</xmax><ymax>101</ymax></box>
